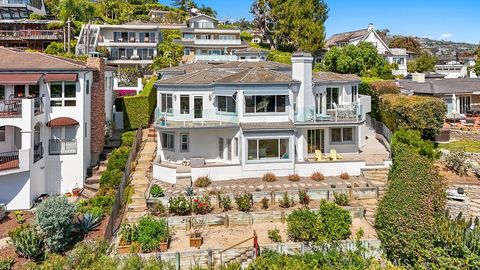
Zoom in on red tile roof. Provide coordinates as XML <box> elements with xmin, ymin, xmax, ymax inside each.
<box><xmin>47</xmin><ymin>117</ymin><xmax>79</xmax><ymax>127</ymax></box>
<box><xmin>0</xmin><ymin>73</ymin><xmax>42</xmax><ymax>84</ymax></box>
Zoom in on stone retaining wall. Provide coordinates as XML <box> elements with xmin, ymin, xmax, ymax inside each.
<box><xmin>446</xmin><ymin>184</ymin><xmax>480</xmax><ymax>220</ymax></box>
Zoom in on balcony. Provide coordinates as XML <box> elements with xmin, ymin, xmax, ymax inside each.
<box><xmin>0</xmin><ymin>151</ymin><xmax>19</xmax><ymax>171</ymax></box>
<box><xmin>154</xmin><ymin>108</ymin><xmax>238</xmax><ymax>129</ymax></box>
<box><xmin>0</xmin><ymin>97</ymin><xmax>43</xmax><ymax>118</ymax></box>
<box><xmin>0</xmin><ymin>30</ymin><xmax>62</xmax><ymax>41</ymax></box>
<box><xmin>49</xmin><ymin>139</ymin><xmax>77</xmax><ymax>155</ymax></box>
<box><xmin>295</xmin><ymin>103</ymin><xmax>365</xmax><ymax>124</ymax></box>
<box><xmin>194</xmin><ymin>39</ymin><xmax>242</xmax><ymax>45</ymax></box>
<box><xmin>195</xmin><ymin>54</ymin><xmax>238</xmax><ymax>62</ymax></box>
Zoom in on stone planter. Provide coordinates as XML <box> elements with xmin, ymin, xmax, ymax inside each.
<box><xmin>189</xmin><ymin>236</ymin><xmax>203</xmax><ymax>248</ymax></box>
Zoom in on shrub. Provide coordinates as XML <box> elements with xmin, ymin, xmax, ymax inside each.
<box><xmin>375</xmin><ymin>147</ymin><xmax>446</xmax><ymax>265</ymax></box>
<box><xmin>168</xmin><ymin>195</ymin><xmax>191</xmax><ymax>216</ymax></box>
<box><xmin>339</xmin><ymin>172</ymin><xmax>350</xmax><ymax>179</ymax></box>
<box><xmin>267</xmin><ymin>228</ymin><xmax>282</xmax><ymax>243</ymax></box>
<box><xmin>123</xmin><ymin>76</ymin><xmax>157</xmax><ymax>129</ymax></box>
<box><xmin>192</xmin><ymin>194</ymin><xmax>213</xmax><ymax>215</ymax></box>
<box><xmin>66</xmin><ymin>240</ymin><xmax>111</xmax><ymax>269</ymax></box>
<box><xmin>106</xmin><ymin>146</ymin><xmax>131</xmax><ymax>171</ymax></box>
<box><xmin>194</xmin><ymin>176</ymin><xmax>212</xmax><ymax>188</ymax></box>
<box><xmin>100</xmin><ymin>168</ymin><xmax>123</xmax><ymax>189</ymax></box>
<box><xmin>234</xmin><ymin>193</ymin><xmax>253</xmax><ymax>212</ymax></box>
<box><xmin>150</xmin><ymin>184</ymin><xmax>165</xmax><ymax>198</ymax></box>
<box><xmin>261</xmin><ymin>197</ymin><xmax>269</xmax><ymax>210</ymax></box>
<box><xmin>0</xmin><ymin>258</ymin><xmax>14</xmax><ymax>270</ymax></box>
<box><xmin>298</xmin><ymin>190</ymin><xmax>310</xmax><ymax>206</ymax></box>
<box><xmin>77</xmin><ymin>204</ymin><xmax>103</xmax><ymax>218</ymax></box>
<box><xmin>391</xmin><ymin>129</ymin><xmax>439</xmax><ymax>159</ymax></box>
<box><xmin>444</xmin><ymin>150</ymin><xmax>471</xmax><ymax>176</ymax></box>
<box><xmin>262</xmin><ymin>173</ymin><xmax>277</xmax><ymax>182</ymax></box>
<box><xmin>120</xmin><ymin>223</ymin><xmax>139</xmax><ymax>246</ymax></box>
<box><xmin>77</xmin><ymin>213</ymin><xmax>101</xmax><ymax>235</ymax></box>
<box><xmin>267</xmin><ymin>50</ymin><xmax>292</xmax><ymax>64</ymax></box>
<box><xmin>333</xmin><ymin>192</ymin><xmax>349</xmax><ymax>206</ymax></box>
<box><xmin>86</xmin><ymin>194</ymin><xmax>115</xmax><ymax>214</ymax></box>
<box><xmin>121</xmin><ymin>131</ymin><xmax>136</xmax><ymax>147</ymax></box>
<box><xmin>151</xmin><ymin>202</ymin><xmax>167</xmax><ymax>217</ymax></box>
<box><xmin>311</xmin><ymin>172</ymin><xmax>325</xmax><ymax>181</ymax></box>
<box><xmin>8</xmin><ymin>225</ymin><xmax>44</xmax><ymax>261</ymax></box>
<box><xmin>288</xmin><ymin>174</ymin><xmax>300</xmax><ymax>182</ymax></box>
<box><xmin>218</xmin><ymin>194</ymin><xmax>232</xmax><ymax>212</ymax></box>
<box><xmin>379</xmin><ymin>94</ymin><xmax>446</xmax><ymax>139</ymax></box>
<box><xmin>318</xmin><ymin>200</ymin><xmax>352</xmax><ymax>241</ymax></box>
<box><xmin>35</xmin><ymin>196</ymin><xmax>76</xmax><ymax>252</ymax></box>
<box><xmin>279</xmin><ymin>192</ymin><xmax>294</xmax><ymax>208</ymax></box>
<box><xmin>286</xmin><ymin>208</ymin><xmax>321</xmax><ymax>242</ymax></box>
<box><xmin>14</xmin><ymin>210</ymin><xmax>25</xmax><ymax>224</ymax></box>
<box><xmin>137</xmin><ymin>216</ymin><xmax>169</xmax><ymax>253</ymax></box>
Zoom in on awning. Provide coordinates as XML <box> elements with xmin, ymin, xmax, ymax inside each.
<box><xmin>213</xmin><ymin>89</ymin><xmax>237</xmax><ymax>96</ymax></box>
<box><xmin>243</xmin><ymin>89</ymin><xmax>290</xmax><ymax>96</ymax></box>
<box><xmin>47</xmin><ymin>117</ymin><xmax>79</xmax><ymax>127</ymax></box>
<box><xmin>45</xmin><ymin>73</ymin><xmax>78</xmax><ymax>82</ymax></box>
<box><xmin>0</xmin><ymin>73</ymin><xmax>42</xmax><ymax>85</ymax></box>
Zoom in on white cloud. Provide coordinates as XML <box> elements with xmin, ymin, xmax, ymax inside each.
<box><xmin>440</xmin><ymin>33</ymin><xmax>453</xmax><ymax>39</ymax></box>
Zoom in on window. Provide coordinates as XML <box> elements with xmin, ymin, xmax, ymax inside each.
<box><xmin>217</xmin><ymin>96</ymin><xmax>236</xmax><ymax>113</ymax></box>
<box><xmin>351</xmin><ymin>85</ymin><xmax>358</xmax><ymax>102</ymax></box>
<box><xmin>180</xmin><ymin>95</ymin><xmax>190</xmax><ymax>114</ymax></box>
<box><xmin>49</xmin><ymin>126</ymin><xmax>77</xmax><ymax>155</ymax></box>
<box><xmin>0</xmin><ymin>126</ymin><xmax>5</xmax><ymax>141</ymax></box>
<box><xmin>183</xmin><ymin>33</ymin><xmax>195</xmax><ymax>40</ymax></box>
<box><xmin>0</xmin><ymin>85</ymin><xmax>4</xmax><ymax>99</ymax></box>
<box><xmin>160</xmin><ymin>93</ymin><xmax>173</xmax><ymax>113</ymax></box>
<box><xmin>227</xmin><ymin>138</ymin><xmax>232</xmax><ymax>160</ymax></box>
<box><xmin>14</xmin><ymin>85</ymin><xmax>25</xmax><ymax>98</ymax></box>
<box><xmin>244</xmin><ymin>95</ymin><xmax>288</xmax><ymax>113</ymax></box>
<box><xmin>50</xmin><ymin>82</ymin><xmax>77</xmax><ymax>107</ymax></box>
<box><xmin>326</xmin><ymin>87</ymin><xmax>339</xmax><ymax>110</ymax></box>
<box><xmin>161</xmin><ymin>133</ymin><xmax>174</xmax><ymax>150</ymax></box>
<box><xmin>218</xmin><ymin>138</ymin><xmax>224</xmax><ymax>159</ymax></box>
<box><xmin>85</xmin><ymin>80</ymin><xmax>90</xmax><ymax>95</ymax></box>
<box><xmin>29</xmin><ymin>84</ymin><xmax>39</xmax><ymax>97</ymax></box>
<box><xmin>180</xmin><ymin>133</ymin><xmax>189</xmax><ymax>152</ymax></box>
<box><xmin>184</xmin><ymin>48</ymin><xmax>190</xmax><ymax>55</ymax></box>
<box><xmin>247</xmin><ymin>138</ymin><xmax>289</xmax><ymax>161</ymax></box>
<box><xmin>331</xmin><ymin>127</ymin><xmax>354</xmax><ymax>143</ymax></box>
<box><xmin>234</xmin><ymin>137</ymin><xmax>238</xmax><ymax>158</ymax></box>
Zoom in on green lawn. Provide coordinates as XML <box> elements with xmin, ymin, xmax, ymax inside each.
<box><xmin>439</xmin><ymin>140</ymin><xmax>480</xmax><ymax>153</ymax></box>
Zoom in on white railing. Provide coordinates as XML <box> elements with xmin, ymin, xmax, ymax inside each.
<box><xmin>195</xmin><ymin>54</ymin><xmax>238</xmax><ymax>62</ymax></box>
<box><xmin>194</xmin><ymin>39</ymin><xmax>242</xmax><ymax>45</ymax></box>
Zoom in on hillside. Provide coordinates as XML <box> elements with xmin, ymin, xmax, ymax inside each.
<box><xmin>391</xmin><ymin>35</ymin><xmax>478</xmax><ymax>59</ymax></box>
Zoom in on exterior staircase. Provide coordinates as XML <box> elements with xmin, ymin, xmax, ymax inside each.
<box><xmin>361</xmin><ymin>168</ymin><xmax>390</xmax><ymax>225</ymax></box>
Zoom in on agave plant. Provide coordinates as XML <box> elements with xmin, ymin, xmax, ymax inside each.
<box><xmin>77</xmin><ymin>213</ymin><xmax>101</xmax><ymax>234</ymax></box>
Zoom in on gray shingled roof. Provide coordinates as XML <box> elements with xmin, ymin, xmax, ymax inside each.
<box><xmin>157</xmin><ymin>69</ymin><xmax>235</xmax><ymax>84</ymax></box>
<box><xmin>241</xmin><ymin>121</ymin><xmax>295</xmax><ymax>130</ymax></box>
<box><xmin>313</xmin><ymin>72</ymin><xmax>360</xmax><ymax>82</ymax></box>
<box><xmin>216</xmin><ymin>68</ymin><xmax>298</xmax><ymax>84</ymax></box>
<box><xmin>398</xmin><ymin>79</ymin><xmax>480</xmax><ymax>95</ymax></box>
<box><xmin>214</xmin><ymin>61</ymin><xmax>291</xmax><ymax>70</ymax></box>
<box><xmin>235</xmin><ymin>47</ymin><xmax>268</xmax><ymax>54</ymax></box>
<box><xmin>325</xmin><ymin>29</ymin><xmax>369</xmax><ymax>48</ymax></box>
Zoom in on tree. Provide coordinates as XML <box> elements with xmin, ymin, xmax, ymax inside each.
<box><xmin>321</xmin><ymin>42</ymin><xmax>393</xmax><ymax>79</ymax></box>
<box><xmin>198</xmin><ymin>4</ymin><xmax>217</xmax><ymax>17</ymax></box>
<box><xmin>388</xmin><ymin>37</ymin><xmax>421</xmax><ymax>53</ymax></box>
<box><xmin>407</xmin><ymin>51</ymin><xmax>438</xmax><ymax>73</ymax></box>
<box><xmin>150</xmin><ymin>30</ymin><xmax>184</xmax><ymax>71</ymax></box>
<box><xmin>474</xmin><ymin>61</ymin><xmax>480</xmax><ymax>77</ymax></box>
<box><xmin>171</xmin><ymin>0</ymin><xmax>190</xmax><ymax>11</ymax></box>
<box><xmin>58</xmin><ymin>0</ymin><xmax>88</xmax><ymax>53</ymax></box>
<box><xmin>251</xmin><ymin>0</ymin><xmax>276</xmax><ymax>49</ymax></box>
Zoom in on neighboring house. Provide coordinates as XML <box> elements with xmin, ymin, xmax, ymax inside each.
<box><xmin>0</xmin><ymin>47</ymin><xmax>114</xmax><ymax>210</ymax></box>
<box><xmin>398</xmin><ymin>74</ymin><xmax>480</xmax><ymax>114</ymax></box>
<box><xmin>234</xmin><ymin>47</ymin><xmax>268</xmax><ymax>62</ymax></box>
<box><xmin>148</xmin><ymin>9</ymin><xmax>169</xmax><ymax>20</ymax></box>
<box><xmin>0</xmin><ymin>0</ymin><xmax>47</xmax><ymax>19</ymax></box>
<box><xmin>176</xmin><ymin>14</ymin><xmax>249</xmax><ymax>63</ymax></box>
<box><xmin>152</xmin><ymin>53</ymin><xmax>378</xmax><ymax>184</ymax></box>
<box><xmin>321</xmin><ymin>23</ymin><xmax>408</xmax><ymax>76</ymax></box>
<box><xmin>250</xmin><ymin>29</ymin><xmax>269</xmax><ymax>45</ymax></box>
<box><xmin>435</xmin><ymin>60</ymin><xmax>477</xmax><ymax>78</ymax></box>
<box><xmin>0</xmin><ymin>19</ymin><xmax>62</xmax><ymax>51</ymax></box>
<box><xmin>75</xmin><ymin>22</ymin><xmax>184</xmax><ymax>69</ymax></box>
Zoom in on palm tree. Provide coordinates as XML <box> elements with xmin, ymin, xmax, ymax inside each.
<box><xmin>198</xmin><ymin>5</ymin><xmax>217</xmax><ymax>17</ymax></box>
<box><xmin>58</xmin><ymin>0</ymin><xmax>84</xmax><ymax>53</ymax></box>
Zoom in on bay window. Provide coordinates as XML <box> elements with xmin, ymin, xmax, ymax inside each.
<box><xmin>160</xmin><ymin>93</ymin><xmax>173</xmax><ymax>113</ymax></box>
<box><xmin>330</xmin><ymin>127</ymin><xmax>354</xmax><ymax>143</ymax></box>
<box><xmin>217</xmin><ymin>96</ymin><xmax>236</xmax><ymax>113</ymax></box>
<box><xmin>247</xmin><ymin>138</ymin><xmax>289</xmax><ymax>161</ymax></box>
<box><xmin>244</xmin><ymin>95</ymin><xmax>287</xmax><ymax>113</ymax></box>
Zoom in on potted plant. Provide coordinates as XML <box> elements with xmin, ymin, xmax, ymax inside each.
<box><xmin>118</xmin><ymin>224</ymin><xmax>138</xmax><ymax>254</ymax></box>
<box><xmin>160</xmin><ymin>116</ymin><xmax>166</xmax><ymax>126</ymax></box>
<box><xmin>189</xmin><ymin>218</ymin><xmax>206</xmax><ymax>248</ymax></box>
<box><xmin>72</xmin><ymin>187</ymin><xmax>81</xmax><ymax>197</ymax></box>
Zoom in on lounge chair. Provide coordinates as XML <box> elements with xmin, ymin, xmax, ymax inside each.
<box><xmin>329</xmin><ymin>149</ymin><xmax>341</xmax><ymax>161</ymax></box>
<box><xmin>314</xmin><ymin>150</ymin><xmax>323</xmax><ymax>161</ymax></box>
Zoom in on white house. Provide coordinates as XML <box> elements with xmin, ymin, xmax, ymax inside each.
<box><xmin>152</xmin><ymin>53</ymin><xmax>382</xmax><ymax>184</ymax></box>
<box><xmin>434</xmin><ymin>60</ymin><xmax>478</xmax><ymax>78</ymax></box>
<box><xmin>0</xmin><ymin>47</ymin><xmax>114</xmax><ymax>210</ymax></box>
<box><xmin>176</xmin><ymin>14</ymin><xmax>249</xmax><ymax>63</ymax></box>
<box><xmin>322</xmin><ymin>23</ymin><xmax>408</xmax><ymax>76</ymax></box>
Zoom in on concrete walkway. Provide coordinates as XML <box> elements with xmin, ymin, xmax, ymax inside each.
<box><xmin>125</xmin><ymin>128</ymin><xmax>156</xmax><ymax>223</ymax></box>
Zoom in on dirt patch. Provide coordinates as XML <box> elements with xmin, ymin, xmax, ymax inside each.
<box><xmin>84</xmin><ymin>215</ymin><xmax>110</xmax><ymax>241</ymax></box>
<box><xmin>437</xmin><ymin>163</ymin><xmax>480</xmax><ymax>185</ymax></box>
<box><xmin>0</xmin><ymin>211</ymin><xmax>34</xmax><ymax>238</ymax></box>
<box><xmin>0</xmin><ymin>246</ymin><xmax>30</xmax><ymax>269</ymax></box>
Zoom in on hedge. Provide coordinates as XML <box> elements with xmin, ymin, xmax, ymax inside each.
<box><xmin>359</xmin><ymin>78</ymin><xmax>400</xmax><ymax>119</ymax></box>
<box><xmin>123</xmin><ymin>76</ymin><xmax>157</xmax><ymax>129</ymax></box>
<box><xmin>379</xmin><ymin>94</ymin><xmax>446</xmax><ymax>140</ymax></box>
<box><xmin>375</xmin><ymin>147</ymin><xmax>446</xmax><ymax>266</ymax></box>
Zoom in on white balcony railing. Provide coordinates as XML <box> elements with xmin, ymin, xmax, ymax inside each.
<box><xmin>195</xmin><ymin>54</ymin><xmax>238</xmax><ymax>62</ymax></box>
<box><xmin>194</xmin><ymin>39</ymin><xmax>242</xmax><ymax>45</ymax></box>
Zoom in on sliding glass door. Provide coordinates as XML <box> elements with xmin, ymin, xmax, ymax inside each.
<box><xmin>307</xmin><ymin>129</ymin><xmax>324</xmax><ymax>154</ymax></box>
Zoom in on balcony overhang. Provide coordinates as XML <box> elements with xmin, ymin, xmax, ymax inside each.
<box><xmin>45</xmin><ymin>73</ymin><xmax>77</xmax><ymax>82</ymax></box>
<box><xmin>0</xmin><ymin>73</ymin><xmax>42</xmax><ymax>84</ymax></box>
<box><xmin>46</xmin><ymin>117</ymin><xmax>79</xmax><ymax>127</ymax></box>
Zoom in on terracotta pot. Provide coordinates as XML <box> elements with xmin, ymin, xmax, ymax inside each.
<box><xmin>72</xmin><ymin>188</ymin><xmax>81</xmax><ymax>197</ymax></box>
<box><xmin>117</xmin><ymin>245</ymin><xmax>132</xmax><ymax>254</ymax></box>
<box><xmin>189</xmin><ymin>236</ymin><xmax>203</xmax><ymax>248</ymax></box>
<box><xmin>159</xmin><ymin>239</ymin><xmax>170</xmax><ymax>252</ymax></box>
<box><xmin>65</xmin><ymin>192</ymin><xmax>72</xmax><ymax>197</ymax></box>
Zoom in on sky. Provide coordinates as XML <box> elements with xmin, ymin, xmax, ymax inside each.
<box><xmin>158</xmin><ymin>0</ymin><xmax>480</xmax><ymax>44</ymax></box>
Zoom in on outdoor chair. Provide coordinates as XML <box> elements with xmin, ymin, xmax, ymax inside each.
<box><xmin>329</xmin><ymin>149</ymin><xmax>341</xmax><ymax>161</ymax></box>
<box><xmin>314</xmin><ymin>150</ymin><xmax>323</xmax><ymax>161</ymax></box>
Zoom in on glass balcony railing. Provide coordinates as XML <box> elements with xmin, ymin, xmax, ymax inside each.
<box><xmin>295</xmin><ymin>103</ymin><xmax>365</xmax><ymax>123</ymax></box>
<box><xmin>154</xmin><ymin>108</ymin><xmax>239</xmax><ymax>128</ymax></box>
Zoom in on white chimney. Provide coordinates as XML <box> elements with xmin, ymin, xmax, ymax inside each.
<box><xmin>412</xmin><ymin>73</ymin><xmax>426</xmax><ymax>83</ymax></box>
<box><xmin>368</xmin><ymin>23</ymin><xmax>374</xmax><ymax>31</ymax></box>
<box><xmin>291</xmin><ymin>52</ymin><xmax>313</xmax><ymax>122</ymax></box>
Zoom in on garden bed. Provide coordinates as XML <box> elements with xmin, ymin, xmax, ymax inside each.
<box><xmin>0</xmin><ymin>211</ymin><xmax>34</xmax><ymax>238</ymax></box>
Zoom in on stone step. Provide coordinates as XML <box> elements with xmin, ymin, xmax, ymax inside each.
<box><xmin>126</xmin><ymin>211</ymin><xmax>147</xmax><ymax>223</ymax></box>
<box><xmin>80</xmin><ymin>188</ymin><xmax>96</xmax><ymax>199</ymax></box>
<box><xmin>128</xmin><ymin>203</ymin><xmax>148</xmax><ymax>212</ymax></box>
<box><xmin>84</xmin><ymin>183</ymin><xmax>99</xmax><ymax>192</ymax></box>
<box><xmin>85</xmin><ymin>175</ymin><xmax>101</xmax><ymax>184</ymax></box>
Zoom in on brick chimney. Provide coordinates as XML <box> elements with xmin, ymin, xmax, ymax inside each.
<box><xmin>86</xmin><ymin>57</ymin><xmax>105</xmax><ymax>164</ymax></box>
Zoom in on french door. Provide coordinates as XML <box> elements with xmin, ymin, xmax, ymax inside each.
<box><xmin>307</xmin><ymin>129</ymin><xmax>324</xmax><ymax>154</ymax></box>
